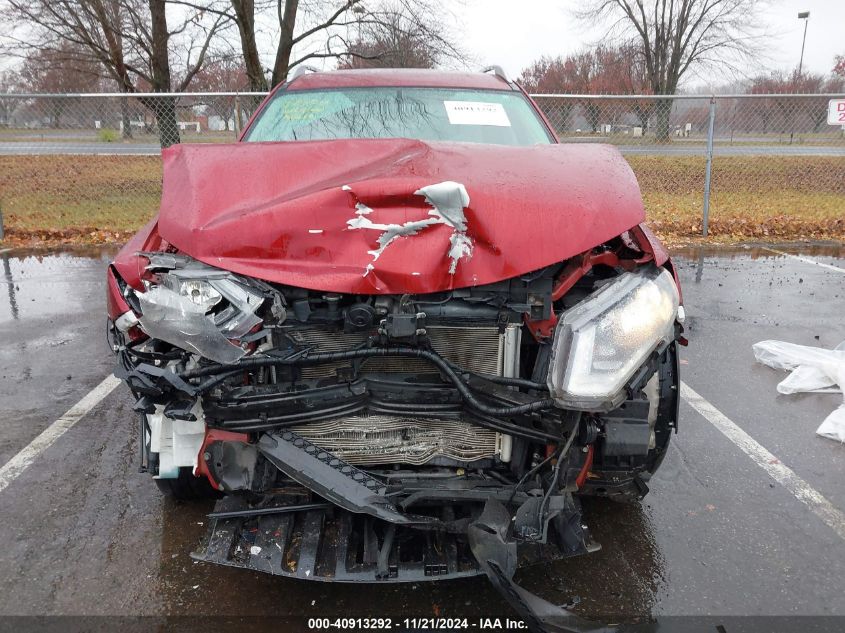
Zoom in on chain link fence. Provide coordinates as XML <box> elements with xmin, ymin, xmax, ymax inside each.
<box><xmin>533</xmin><ymin>94</ymin><xmax>845</xmax><ymax>238</ymax></box>
<box><xmin>0</xmin><ymin>92</ymin><xmax>843</xmax><ymax>243</ymax></box>
<box><xmin>0</xmin><ymin>92</ymin><xmax>265</xmax><ymax>147</ymax></box>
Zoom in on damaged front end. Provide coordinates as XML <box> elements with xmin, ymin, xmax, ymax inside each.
<box><xmin>108</xmin><ymin>226</ymin><xmax>682</xmax><ymax>626</ymax></box>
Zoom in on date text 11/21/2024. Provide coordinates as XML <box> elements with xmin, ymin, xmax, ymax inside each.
<box><xmin>307</xmin><ymin>618</ymin><xmax>529</xmax><ymax>630</ymax></box>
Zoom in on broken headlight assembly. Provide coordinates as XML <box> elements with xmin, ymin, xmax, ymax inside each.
<box><xmin>547</xmin><ymin>265</ymin><xmax>679</xmax><ymax>411</ymax></box>
<box><xmin>136</xmin><ymin>264</ymin><xmax>266</xmax><ymax>364</ymax></box>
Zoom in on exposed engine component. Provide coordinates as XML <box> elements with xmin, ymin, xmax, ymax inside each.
<box><xmin>282</xmin><ymin>324</ymin><xmax>512</xmax><ymax>379</ymax></box>
<box><xmin>112</xmin><ymin>243</ymin><xmax>681</xmax><ymax>628</ymax></box>
<box><xmin>292</xmin><ymin>415</ymin><xmax>500</xmax><ymax>465</ymax></box>
<box><xmin>344</xmin><ymin>302</ymin><xmax>376</xmax><ymax>331</ymax></box>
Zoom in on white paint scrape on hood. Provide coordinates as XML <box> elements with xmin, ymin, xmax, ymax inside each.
<box><xmin>344</xmin><ymin>181</ymin><xmax>474</xmax><ymax>276</ymax></box>
<box><xmin>416</xmin><ymin>181</ymin><xmax>473</xmax><ymax>274</ymax></box>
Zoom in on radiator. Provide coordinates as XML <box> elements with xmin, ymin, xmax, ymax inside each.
<box><xmin>286</xmin><ymin>324</ymin><xmax>521</xmax><ymax>465</ymax></box>
<box><xmin>292</xmin><ymin>414</ymin><xmax>500</xmax><ymax>465</ymax></box>
<box><xmin>281</xmin><ymin>325</ymin><xmax>505</xmax><ymax>378</ymax></box>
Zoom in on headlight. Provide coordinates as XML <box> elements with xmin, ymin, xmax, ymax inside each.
<box><xmin>164</xmin><ymin>277</ymin><xmax>223</xmax><ymax>311</ymax></box>
<box><xmin>547</xmin><ymin>266</ymin><xmax>679</xmax><ymax>411</ymax></box>
<box><xmin>136</xmin><ymin>267</ymin><xmax>265</xmax><ymax>364</ymax></box>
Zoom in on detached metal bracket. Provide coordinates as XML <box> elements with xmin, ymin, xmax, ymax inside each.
<box><xmin>468</xmin><ymin>499</ymin><xmax>614</xmax><ymax>633</ymax></box>
<box><xmin>257</xmin><ymin>430</ymin><xmax>437</xmax><ymax>526</ymax></box>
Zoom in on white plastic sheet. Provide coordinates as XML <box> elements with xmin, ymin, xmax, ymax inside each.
<box><xmin>752</xmin><ymin>340</ymin><xmax>845</xmax><ymax>443</ymax></box>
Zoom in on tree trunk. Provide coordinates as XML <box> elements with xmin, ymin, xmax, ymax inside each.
<box><xmin>231</xmin><ymin>0</ymin><xmax>268</xmax><ymax>91</ymax></box>
<box><xmin>148</xmin><ymin>0</ymin><xmax>180</xmax><ymax>147</ymax></box>
<box><xmin>633</xmin><ymin>104</ymin><xmax>651</xmax><ymax>132</ymax></box>
<box><xmin>271</xmin><ymin>0</ymin><xmax>299</xmax><ymax>88</ymax></box>
<box><xmin>584</xmin><ymin>103</ymin><xmax>601</xmax><ymax>133</ymax></box>
<box><xmin>215</xmin><ymin>102</ymin><xmax>231</xmax><ymax>131</ymax></box>
<box><xmin>153</xmin><ymin>96</ymin><xmax>180</xmax><ymax>148</ymax></box>
<box><xmin>654</xmin><ymin>98</ymin><xmax>672</xmax><ymax>142</ymax></box>
<box><xmin>120</xmin><ymin>92</ymin><xmax>133</xmax><ymax>140</ymax></box>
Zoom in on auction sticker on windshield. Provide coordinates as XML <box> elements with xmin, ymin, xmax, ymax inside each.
<box><xmin>444</xmin><ymin>101</ymin><xmax>511</xmax><ymax>126</ymax></box>
<box><xmin>828</xmin><ymin>99</ymin><xmax>845</xmax><ymax>125</ymax></box>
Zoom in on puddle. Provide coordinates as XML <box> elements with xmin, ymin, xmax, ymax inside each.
<box><xmin>673</xmin><ymin>242</ymin><xmax>845</xmax><ymax>261</ymax></box>
<box><xmin>0</xmin><ymin>247</ymin><xmax>116</xmax><ymax>324</ymax></box>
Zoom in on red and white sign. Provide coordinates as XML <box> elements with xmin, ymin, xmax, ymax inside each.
<box><xmin>828</xmin><ymin>99</ymin><xmax>845</xmax><ymax>125</ymax></box>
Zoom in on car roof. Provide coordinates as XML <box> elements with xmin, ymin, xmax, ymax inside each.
<box><xmin>286</xmin><ymin>68</ymin><xmax>516</xmax><ymax>92</ymax></box>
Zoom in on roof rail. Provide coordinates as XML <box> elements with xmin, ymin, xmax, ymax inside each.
<box><xmin>290</xmin><ymin>65</ymin><xmax>321</xmax><ymax>81</ymax></box>
<box><xmin>481</xmin><ymin>65</ymin><xmax>510</xmax><ymax>82</ymax></box>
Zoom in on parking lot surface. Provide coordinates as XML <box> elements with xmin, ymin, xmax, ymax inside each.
<box><xmin>0</xmin><ymin>243</ymin><xmax>843</xmax><ymax>625</ymax></box>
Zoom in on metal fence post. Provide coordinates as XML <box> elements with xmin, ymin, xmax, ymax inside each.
<box><xmin>702</xmin><ymin>96</ymin><xmax>716</xmax><ymax>237</ymax></box>
<box><xmin>0</xmin><ymin>203</ymin><xmax>4</xmax><ymax>241</ymax></box>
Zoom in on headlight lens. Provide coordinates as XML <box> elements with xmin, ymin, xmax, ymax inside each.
<box><xmin>167</xmin><ymin>278</ymin><xmax>223</xmax><ymax>311</ymax></box>
<box><xmin>547</xmin><ymin>265</ymin><xmax>679</xmax><ymax>411</ymax></box>
<box><xmin>136</xmin><ymin>267</ymin><xmax>265</xmax><ymax>364</ymax></box>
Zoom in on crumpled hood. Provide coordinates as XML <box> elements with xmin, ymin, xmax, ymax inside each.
<box><xmin>157</xmin><ymin>139</ymin><xmax>645</xmax><ymax>294</ymax></box>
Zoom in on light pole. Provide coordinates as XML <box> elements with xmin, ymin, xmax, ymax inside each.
<box><xmin>790</xmin><ymin>11</ymin><xmax>810</xmax><ymax>144</ymax></box>
<box><xmin>797</xmin><ymin>11</ymin><xmax>810</xmax><ymax>77</ymax></box>
<box><xmin>352</xmin><ymin>4</ymin><xmax>366</xmax><ymax>47</ymax></box>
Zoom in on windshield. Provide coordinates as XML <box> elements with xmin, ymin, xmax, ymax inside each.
<box><xmin>243</xmin><ymin>87</ymin><xmax>553</xmax><ymax>146</ymax></box>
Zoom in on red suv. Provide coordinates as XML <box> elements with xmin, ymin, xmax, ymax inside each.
<box><xmin>107</xmin><ymin>68</ymin><xmax>683</xmax><ymax>626</ymax></box>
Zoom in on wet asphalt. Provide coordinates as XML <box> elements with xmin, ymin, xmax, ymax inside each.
<box><xmin>0</xmin><ymin>243</ymin><xmax>843</xmax><ymax>625</ymax></box>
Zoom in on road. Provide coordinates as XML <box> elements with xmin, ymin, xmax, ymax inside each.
<box><xmin>0</xmin><ymin>244</ymin><xmax>844</xmax><ymax>630</ymax></box>
<box><xmin>1</xmin><ymin>141</ymin><xmax>844</xmax><ymax>156</ymax></box>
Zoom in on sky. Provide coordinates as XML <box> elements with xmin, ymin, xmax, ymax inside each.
<box><xmin>453</xmin><ymin>0</ymin><xmax>845</xmax><ymax>87</ymax></box>
<box><xmin>1</xmin><ymin>0</ymin><xmax>842</xmax><ymax>89</ymax></box>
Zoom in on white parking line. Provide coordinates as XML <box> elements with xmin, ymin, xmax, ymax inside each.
<box><xmin>0</xmin><ymin>374</ymin><xmax>121</xmax><ymax>494</ymax></box>
<box><xmin>681</xmin><ymin>381</ymin><xmax>845</xmax><ymax>541</ymax></box>
<box><xmin>762</xmin><ymin>247</ymin><xmax>845</xmax><ymax>273</ymax></box>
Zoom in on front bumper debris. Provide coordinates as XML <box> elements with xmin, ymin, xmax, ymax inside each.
<box><xmin>191</xmin><ymin>495</ymin><xmax>573</xmax><ymax>583</ymax></box>
<box><xmin>468</xmin><ymin>500</ymin><xmax>615</xmax><ymax>633</ymax></box>
<box><xmin>193</xmin><ymin>495</ymin><xmax>611</xmax><ymax>633</ymax></box>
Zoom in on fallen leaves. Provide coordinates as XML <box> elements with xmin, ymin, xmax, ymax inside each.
<box><xmin>645</xmin><ymin>191</ymin><xmax>845</xmax><ymax>244</ymax></box>
<box><xmin>0</xmin><ymin>227</ymin><xmax>137</xmax><ymax>248</ymax></box>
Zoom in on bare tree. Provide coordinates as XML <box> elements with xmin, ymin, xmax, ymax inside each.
<box><xmin>0</xmin><ymin>70</ymin><xmax>24</xmax><ymax>126</ymax></box>
<box><xmin>518</xmin><ymin>44</ymin><xmax>651</xmax><ymax>133</ymax></box>
<box><xmin>518</xmin><ymin>56</ymin><xmax>576</xmax><ymax>133</ymax></box>
<box><xmin>338</xmin><ymin>1</ymin><xmax>463</xmax><ymax>70</ymax></box>
<box><xmin>171</xmin><ymin>1</ymin><xmax>463</xmax><ymax>91</ymax></box>
<box><xmin>611</xmin><ymin>42</ymin><xmax>654</xmax><ymax>131</ymax></box>
<box><xmin>578</xmin><ymin>0</ymin><xmax>767</xmax><ymax>140</ymax></box>
<box><xmin>17</xmin><ymin>42</ymin><xmax>103</xmax><ymax>127</ymax></box>
<box><xmin>1</xmin><ymin>0</ymin><xmax>228</xmax><ymax>145</ymax></box>
<box><xmin>167</xmin><ymin>0</ymin><xmax>364</xmax><ymax>90</ymax></box>
<box><xmin>751</xmin><ymin>70</ymin><xmax>845</xmax><ymax>136</ymax></box>
<box><xmin>190</xmin><ymin>55</ymin><xmax>250</xmax><ymax>130</ymax></box>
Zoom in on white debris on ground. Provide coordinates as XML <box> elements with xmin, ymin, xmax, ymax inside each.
<box><xmin>753</xmin><ymin>340</ymin><xmax>845</xmax><ymax>443</ymax></box>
